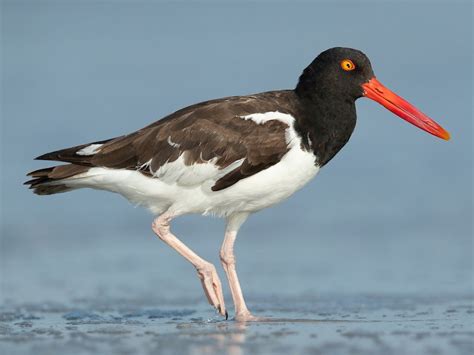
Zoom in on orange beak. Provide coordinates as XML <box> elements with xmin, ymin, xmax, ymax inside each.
<box><xmin>362</xmin><ymin>78</ymin><xmax>450</xmax><ymax>140</ymax></box>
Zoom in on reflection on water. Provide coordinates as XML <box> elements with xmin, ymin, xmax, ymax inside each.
<box><xmin>2</xmin><ymin>297</ymin><xmax>472</xmax><ymax>355</ymax></box>
<box><xmin>193</xmin><ymin>322</ymin><xmax>247</xmax><ymax>355</ymax></box>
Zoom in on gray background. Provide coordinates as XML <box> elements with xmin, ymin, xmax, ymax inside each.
<box><xmin>1</xmin><ymin>1</ymin><xmax>472</xmax><ymax>354</ymax></box>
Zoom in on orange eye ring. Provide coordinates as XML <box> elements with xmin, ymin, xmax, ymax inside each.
<box><xmin>341</xmin><ymin>59</ymin><xmax>356</xmax><ymax>71</ymax></box>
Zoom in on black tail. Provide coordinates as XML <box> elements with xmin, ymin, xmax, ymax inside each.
<box><xmin>25</xmin><ymin>164</ymin><xmax>90</xmax><ymax>195</ymax></box>
<box><xmin>26</xmin><ymin>137</ymin><xmax>117</xmax><ymax>195</ymax></box>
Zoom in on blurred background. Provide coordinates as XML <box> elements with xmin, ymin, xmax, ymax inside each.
<box><xmin>1</xmin><ymin>1</ymin><xmax>472</xmax><ymax>308</ymax></box>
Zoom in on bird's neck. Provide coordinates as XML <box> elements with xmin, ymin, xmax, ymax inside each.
<box><xmin>293</xmin><ymin>90</ymin><xmax>357</xmax><ymax>167</ymax></box>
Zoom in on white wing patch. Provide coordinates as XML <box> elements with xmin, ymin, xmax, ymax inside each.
<box><xmin>240</xmin><ymin>111</ymin><xmax>299</xmax><ymax>148</ymax></box>
<box><xmin>306</xmin><ymin>133</ymin><xmax>313</xmax><ymax>148</ymax></box>
<box><xmin>76</xmin><ymin>144</ymin><xmax>103</xmax><ymax>156</ymax></box>
<box><xmin>167</xmin><ymin>136</ymin><xmax>181</xmax><ymax>148</ymax></box>
<box><xmin>239</xmin><ymin>111</ymin><xmax>295</xmax><ymax>126</ymax></box>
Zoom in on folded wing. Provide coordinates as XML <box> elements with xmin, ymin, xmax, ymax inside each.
<box><xmin>32</xmin><ymin>94</ymin><xmax>294</xmax><ymax>191</ymax></box>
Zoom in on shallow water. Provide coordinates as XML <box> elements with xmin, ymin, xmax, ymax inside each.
<box><xmin>1</xmin><ymin>225</ymin><xmax>472</xmax><ymax>354</ymax></box>
<box><xmin>1</xmin><ymin>294</ymin><xmax>472</xmax><ymax>355</ymax></box>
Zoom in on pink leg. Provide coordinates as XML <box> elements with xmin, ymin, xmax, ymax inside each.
<box><xmin>152</xmin><ymin>212</ymin><xmax>227</xmax><ymax>318</ymax></box>
<box><xmin>220</xmin><ymin>213</ymin><xmax>259</xmax><ymax>321</ymax></box>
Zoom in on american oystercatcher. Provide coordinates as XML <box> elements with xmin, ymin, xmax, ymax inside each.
<box><xmin>26</xmin><ymin>47</ymin><xmax>450</xmax><ymax>321</ymax></box>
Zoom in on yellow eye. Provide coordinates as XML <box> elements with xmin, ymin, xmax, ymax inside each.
<box><xmin>341</xmin><ymin>59</ymin><xmax>356</xmax><ymax>71</ymax></box>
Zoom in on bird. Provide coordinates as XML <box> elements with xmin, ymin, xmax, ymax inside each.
<box><xmin>25</xmin><ymin>47</ymin><xmax>450</xmax><ymax>322</ymax></box>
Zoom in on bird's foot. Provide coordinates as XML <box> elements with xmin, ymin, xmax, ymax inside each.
<box><xmin>196</xmin><ymin>263</ymin><xmax>227</xmax><ymax>318</ymax></box>
<box><xmin>234</xmin><ymin>310</ymin><xmax>265</xmax><ymax>322</ymax></box>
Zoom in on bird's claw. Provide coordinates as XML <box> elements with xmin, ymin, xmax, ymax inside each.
<box><xmin>197</xmin><ymin>263</ymin><xmax>227</xmax><ymax>318</ymax></box>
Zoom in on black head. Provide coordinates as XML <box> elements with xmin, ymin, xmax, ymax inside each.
<box><xmin>296</xmin><ymin>47</ymin><xmax>375</xmax><ymax>101</ymax></box>
<box><xmin>295</xmin><ymin>47</ymin><xmax>450</xmax><ymax>141</ymax></box>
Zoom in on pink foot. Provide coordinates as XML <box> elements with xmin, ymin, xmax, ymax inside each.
<box><xmin>196</xmin><ymin>263</ymin><xmax>227</xmax><ymax>318</ymax></box>
<box><xmin>234</xmin><ymin>311</ymin><xmax>267</xmax><ymax>322</ymax></box>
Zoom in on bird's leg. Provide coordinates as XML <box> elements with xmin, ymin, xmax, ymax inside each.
<box><xmin>220</xmin><ymin>213</ymin><xmax>259</xmax><ymax>322</ymax></box>
<box><xmin>152</xmin><ymin>212</ymin><xmax>227</xmax><ymax>318</ymax></box>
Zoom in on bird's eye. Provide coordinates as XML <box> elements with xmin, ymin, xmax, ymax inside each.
<box><xmin>340</xmin><ymin>59</ymin><xmax>356</xmax><ymax>71</ymax></box>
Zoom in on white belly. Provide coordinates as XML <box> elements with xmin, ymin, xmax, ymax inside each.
<box><xmin>65</xmin><ymin>144</ymin><xmax>319</xmax><ymax>217</ymax></box>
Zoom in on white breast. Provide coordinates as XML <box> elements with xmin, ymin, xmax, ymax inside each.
<box><xmin>208</xmin><ymin>140</ymin><xmax>319</xmax><ymax>216</ymax></box>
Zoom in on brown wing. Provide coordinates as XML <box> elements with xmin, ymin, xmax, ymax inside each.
<box><xmin>35</xmin><ymin>92</ymin><xmax>295</xmax><ymax>191</ymax></box>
